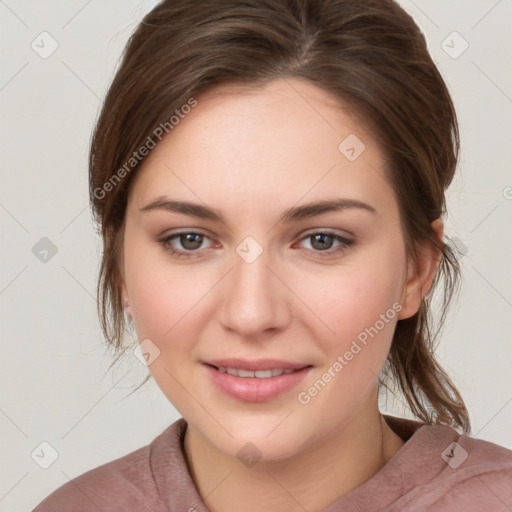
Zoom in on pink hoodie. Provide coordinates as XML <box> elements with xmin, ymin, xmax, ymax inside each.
<box><xmin>33</xmin><ymin>414</ymin><xmax>512</xmax><ymax>511</ymax></box>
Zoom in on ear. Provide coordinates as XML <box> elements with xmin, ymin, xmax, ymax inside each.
<box><xmin>121</xmin><ymin>277</ymin><xmax>132</xmax><ymax>319</ymax></box>
<box><xmin>397</xmin><ymin>219</ymin><xmax>443</xmax><ymax>320</ymax></box>
<box><xmin>120</xmin><ymin>255</ymin><xmax>132</xmax><ymax>319</ymax></box>
<box><xmin>123</xmin><ymin>293</ymin><xmax>132</xmax><ymax>320</ymax></box>
<box><xmin>118</xmin><ymin>226</ymin><xmax>132</xmax><ymax>319</ymax></box>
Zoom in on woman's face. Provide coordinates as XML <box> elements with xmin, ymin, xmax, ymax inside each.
<box><xmin>121</xmin><ymin>78</ymin><xmax>424</xmax><ymax>460</ymax></box>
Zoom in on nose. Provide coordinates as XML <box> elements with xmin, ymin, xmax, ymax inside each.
<box><xmin>218</xmin><ymin>245</ymin><xmax>292</xmax><ymax>338</ymax></box>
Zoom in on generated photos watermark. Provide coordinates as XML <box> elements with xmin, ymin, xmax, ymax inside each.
<box><xmin>93</xmin><ymin>97</ymin><xmax>198</xmax><ymax>200</ymax></box>
<box><xmin>297</xmin><ymin>301</ymin><xmax>403</xmax><ymax>405</ymax></box>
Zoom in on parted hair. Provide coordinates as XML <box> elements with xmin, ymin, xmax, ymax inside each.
<box><xmin>89</xmin><ymin>0</ymin><xmax>471</xmax><ymax>432</ymax></box>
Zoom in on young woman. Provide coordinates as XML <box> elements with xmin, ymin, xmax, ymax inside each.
<box><xmin>34</xmin><ymin>0</ymin><xmax>512</xmax><ymax>510</ymax></box>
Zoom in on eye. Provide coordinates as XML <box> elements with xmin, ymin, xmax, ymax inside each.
<box><xmin>158</xmin><ymin>231</ymin><xmax>215</xmax><ymax>258</ymax></box>
<box><xmin>295</xmin><ymin>231</ymin><xmax>354</xmax><ymax>259</ymax></box>
<box><xmin>158</xmin><ymin>229</ymin><xmax>354</xmax><ymax>260</ymax></box>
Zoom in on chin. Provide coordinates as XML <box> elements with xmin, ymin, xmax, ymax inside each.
<box><xmin>226</xmin><ymin>436</ymin><xmax>304</xmax><ymax>464</ymax></box>
<box><xmin>204</xmin><ymin>414</ymin><xmax>315</xmax><ymax>462</ymax></box>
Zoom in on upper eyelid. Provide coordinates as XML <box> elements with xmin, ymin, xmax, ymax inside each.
<box><xmin>160</xmin><ymin>227</ymin><xmax>352</xmax><ymax>238</ymax></box>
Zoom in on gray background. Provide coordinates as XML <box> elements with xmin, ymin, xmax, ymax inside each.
<box><xmin>1</xmin><ymin>0</ymin><xmax>511</xmax><ymax>510</ymax></box>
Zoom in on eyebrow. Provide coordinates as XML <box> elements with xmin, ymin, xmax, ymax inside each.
<box><xmin>139</xmin><ymin>197</ymin><xmax>377</xmax><ymax>223</ymax></box>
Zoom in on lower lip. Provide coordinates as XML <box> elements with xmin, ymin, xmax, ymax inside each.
<box><xmin>203</xmin><ymin>364</ymin><xmax>312</xmax><ymax>403</ymax></box>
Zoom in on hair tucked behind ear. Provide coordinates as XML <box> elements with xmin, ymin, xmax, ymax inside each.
<box><xmin>381</xmin><ymin>235</ymin><xmax>469</xmax><ymax>431</ymax></box>
<box><xmin>89</xmin><ymin>0</ymin><xmax>470</xmax><ymax>432</ymax></box>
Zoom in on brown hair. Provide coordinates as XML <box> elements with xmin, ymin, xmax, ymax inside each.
<box><xmin>89</xmin><ymin>0</ymin><xmax>470</xmax><ymax>432</ymax></box>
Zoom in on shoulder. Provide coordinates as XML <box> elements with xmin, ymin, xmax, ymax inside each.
<box><xmin>32</xmin><ymin>425</ymin><xmax>176</xmax><ymax>512</ymax></box>
<box><xmin>396</xmin><ymin>426</ymin><xmax>512</xmax><ymax>511</ymax></box>
<box><xmin>432</xmin><ymin>433</ymin><xmax>512</xmax><ymax>509</ymax></box>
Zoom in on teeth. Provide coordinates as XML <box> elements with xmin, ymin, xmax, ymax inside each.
<box><xmin>255</xmin><ymin>370</ymin><xmax>272</xmax><ymax>378</ymax></box>
<box><xmin>217</xmin><ymin>367</ymin><xmax>297</xmax><ymax>378</ymax></box>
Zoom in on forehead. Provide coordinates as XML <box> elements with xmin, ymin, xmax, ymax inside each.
<box><xmin>127</xmin><ymin>78</ymin><xmax>396</xmax><ymax>222</ymax></box>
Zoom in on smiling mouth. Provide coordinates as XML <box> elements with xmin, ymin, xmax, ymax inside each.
<box><xmin>212</xmin><ymin>365</ymin><xmax>302</xmax><ymax>379</ymax></box>
<box><xmin>207</xmin><ymin>365</ymin><xmax>310</xmax><ymax>379</ymax></box>
<box><xmin>203</xmin><ymin>362</ymin><xmax>313</xmax><ymax>402</ymax></box>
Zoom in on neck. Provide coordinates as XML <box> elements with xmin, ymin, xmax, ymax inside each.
<box><xmin>183</xmin><ymin>394</ymin><xmax>404</xmax><ymax>512</ymax></box>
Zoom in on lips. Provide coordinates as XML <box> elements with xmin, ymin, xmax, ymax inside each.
<box><xmin>202</xmin><ymin>358</ymin><xmax>313</xmax><ymax>402</ymax></box>
<box><xmin>203</xmin><ymin>358</ymin><xmax>310</xmax><ymax>372</ymax></box>
<box><xmin>216</xmin><ymin>367</ymin><xmax>296</xmax><ymax>378</ymax></box>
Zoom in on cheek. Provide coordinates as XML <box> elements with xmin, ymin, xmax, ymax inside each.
<box><xmin>130</xmin><ymin>276</ymin><xmax>204</xmax><ymax>353</ymax></box>
<box><xmin>124</xmin><ymin>246</ymin><xmax>206</xmax><ymax>408</ymax></box>
<box><xmin>124</xmin><ymin>235</ymin><xmax>199</xmax><ymax>345</ymax></box>
<box><xmin>307</xmin><ymin>245</ymin><xmax>406</xmax><ymax>380</ymax></box>
<box><xmin>294</xmin><ymin>281</ymin><xmax>403</xmax><ymax>423</ymax></box>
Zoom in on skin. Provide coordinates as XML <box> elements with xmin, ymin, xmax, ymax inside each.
<box><xmin>120</xmin><ymin>77</ymin><xmax>442</xmax><ymax>512</ymax></box>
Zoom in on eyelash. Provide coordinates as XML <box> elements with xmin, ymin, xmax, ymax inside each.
<box><xmin>157</xmin><ymin>230</ymin><xmax>354</xmax><ymax>260</ymax></box>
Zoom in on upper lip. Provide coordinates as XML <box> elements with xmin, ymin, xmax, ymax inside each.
<box><xmin>203</xmin><ymin>358</ymin><xmax>312</xmax><ymax>371</ymax></box>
